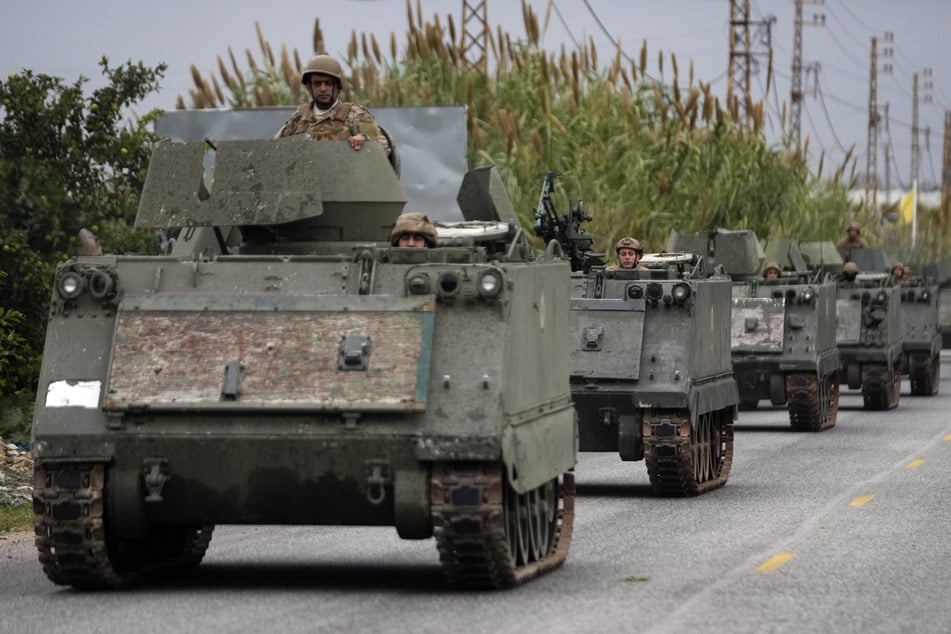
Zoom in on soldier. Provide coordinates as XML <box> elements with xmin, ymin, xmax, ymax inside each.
<box><xmin>835</xmin><ymin>222</ymin><xmax>869</xmax><ymax>250</ymax></box>
<box><xmin>840</xmin><ymin>261</ymin><xmax>860</xmax><ymax>283</ymax></box>
<box><xmin>608</xmin><ymin>237</ymin><xmax>647</xmax><ymax>270</ymax></box>
<box><xmin>889</xmin><ymin>262</ymin><xmax>905</xmax><ymax>281</ymax></box>
<box><xmin>276</xmin><ymin>54</ymin><xmax>390</xmax><ymax>155</ymax></box>
<box><xmin>390</xmin><ymin>212</ymin><xmax>437</xmax><ymax>248</ymax></box>
<box><xmin>763</xmin><ymin>261</ymin><xmax>782</xmax><ymax>279</ymax></box>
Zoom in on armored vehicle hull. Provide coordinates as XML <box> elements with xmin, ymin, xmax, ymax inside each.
<box><xmin>569</xmin><ymin>254</ymin><xmax>738</xmax><ymax>496</ymax></box>
<box><xmin>921</xmin><ymin>261</ymin><xmax>951</xmax><ymax>348</ymax></box>
<box><xmin>669</xmin><ymin>231</ymin><xmax>841</xmax><ymax>432</ymax></box>
<box><xmin>897</xmin><ymin>278</ymin><xmax>941</xmax><ymax>395</ymax></box>
<box><xmin>31</xmin><ymin>138</ymin><xmax>576</xmax><ymax>589</ymax></box>
<box><xmin>836</xmin><ymin>271</ymin><xmax>904</xmax><ymax>409</ymax></box>
<box><xmin>731</xmin><ymin>275</ymin><xmax>840</xmax><ymax>430</ymax></box>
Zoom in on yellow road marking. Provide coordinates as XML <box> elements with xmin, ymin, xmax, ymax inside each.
<box><xmin>945</xmin><ymin>434</ymin><xmax>951</xmax><ymax>441</ymax></box>
<box><xmin>849</xmin><ymin>495</ymin><xmax>875</xmax><ymax>507</ymax></box>
<box><xmin>907</xmin><ymin>459</ymin><xmax>925</xmax><ymax>469</ymax></box>
<box><xmin>756</xmin><ymin>553</ymin><xmax>795</xmax><ymax>572</ymax></box>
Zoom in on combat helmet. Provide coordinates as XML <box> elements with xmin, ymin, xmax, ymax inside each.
<box><xmin>301</xmin><ymin>55</ymin><xmax>344</xmax><ymax>88</ymax></box>
<box><xmin>390</xmin><ymin>212</ymin><xmax>437</xmax><ymax>247</ymax></box>
<box><xmin>763</xmin><ymin>261</ymin><xmax>782</xmax><ymax>275</ymax></box>
<box><xmin>615</xmin><ymin>237</ymin><xmax>643</xmax><ymax>254</ymax></box>
<box><xmin>843</xmin><ymin>261</ymin><xmax>859</xmax><ymax>273</ymax></box>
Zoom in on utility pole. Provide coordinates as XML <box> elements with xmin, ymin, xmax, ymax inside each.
<box><xmin>911</xmin><ymin>72</ymin><xmax>920</xmax><ymax>188</ymax></box>
<box><xmin>915</xmin><ymin>68</ymin><xmax>934</xmax><ymax>187</ymax></box>
<box><xmin>865</xmin><ymin>32</ymin><xmax>893</xmax><ymax>211</ymax></box>
<box><xmin>788</xmin><ymin>0</ymin><xmax>824</xmax><ymax>148</ymax></box>
<box><xmin>883</xmin><ymin>102</ymin><xmax>891</xmax><ymax>206</ymax></box>
<box><xmin>728</xmin><ymin>0</ymin><xmax>775</xmax><ymax>125</ymax></box>
<box><xmin>461</xmin><ymin>0</ymin><xmax>488</xmax><ymax>74</ymax></box>
<box><xmin>942</xmin><ymin>110</ymin><xmax>951</xmax><ymax>226</ymax></box>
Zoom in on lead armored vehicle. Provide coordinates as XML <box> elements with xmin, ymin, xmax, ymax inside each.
<box><xmin>835</xmin><ymin>248</ymin><xmax>904</xmax><ymax>409</ymax></box>
<box><xmin>31</xmin><ymin>137</ymin><xmax>577</xmax><ymax>589</ymax></box>
<box><xmin>668</xmin><ymin>231</ymin><xmax>840</xmax><ymax>431</ymax></box>
<box><xmin>537</xmin><ymin>180</ymin><xmax>738</xmax><ymax>496</ymax></box>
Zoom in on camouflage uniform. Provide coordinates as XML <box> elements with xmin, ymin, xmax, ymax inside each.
<box><xmin>835</xmin><ymin>223</ymin><xmax>869</xmax><ymax>250</ymax></box>
<box><xmin>276</xmin><ymin>101</ymin><xmax>391</xmax><ymax>155</ymax></box>
<box><xmin>835</xmin><ymin>235</ymin><xmax>869</xmax><ymax>250</ymax></box>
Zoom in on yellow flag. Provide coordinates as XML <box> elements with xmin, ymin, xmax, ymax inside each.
<box><xmin>899</xmin><ymin>189</ymin><xmax>915</xmax><ymax>225</ymax></box>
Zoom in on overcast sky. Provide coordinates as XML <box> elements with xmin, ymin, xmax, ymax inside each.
<box><xmin>2</xmin><ymin>0</ymin><xmax>948</xmax><ymax>190</ymax></box>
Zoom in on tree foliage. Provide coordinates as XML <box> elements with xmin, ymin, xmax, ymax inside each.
<box><xmin>0</xmin><ymin>57</ymin><xmax>165</xmax><ymax>395</ymax></box>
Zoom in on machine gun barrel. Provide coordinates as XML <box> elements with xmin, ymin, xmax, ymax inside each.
<box><xmin>531</xmin><ymin>172</ymin><xmax>603</xmax><ymax>272</ymax></box>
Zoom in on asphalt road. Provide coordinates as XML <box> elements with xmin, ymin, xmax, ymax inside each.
<box><xmin>3</xmin><ymin>360</ymin><xmax>951</xmax><ymax>634</ymax></box>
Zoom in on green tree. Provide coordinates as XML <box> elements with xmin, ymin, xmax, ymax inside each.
<box><xmin>0</xmin><ymin>57</ymin><xmax>166</xmax><ymax>398</ymax></box>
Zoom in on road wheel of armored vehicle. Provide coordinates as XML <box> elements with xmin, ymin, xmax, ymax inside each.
<box><xmin>431</xmin><ymin>463</ymin><xmax>575</xmax><ymax>589</ymax></box>
<box><xmin>861</xmin><ymin>364</ymin><xmax>901</xmax><ymax>410</ymax></box>
<box><xmin>909</xmin><ymin>353</ymin><xmax>940</xmax><ymax>396</ymax></box>
<box><xmin>643</xmin><ymin>408</ymin><xmax>734</xmax><ymax>497</ymax></box>
<box><xmin>786</xmin><ymin>372</ymin><xmax>840</xmax><ymax>432</ymax></box>
<box><xmin>33</xmin><ymin>463</ymin><xmax>215</xmax><ymax>589</ymax></box>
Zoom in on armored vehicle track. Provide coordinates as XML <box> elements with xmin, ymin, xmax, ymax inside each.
<box><xmin>786</xmin><ymin>372</ymin><xmax>840</xmax><ymax>431</ymax></box>
<box><xmin>33</xmin><ymin>463</ymin><xmax>213</xmax><ymax>589</ymax></box>
<box><xmin>432</xmin><ymin>463</ymin><xmax>574</xmax><ymax>588</ymax></box>
<box><xmin>643</xmin><ymin>409</ymin><xmax>734</xmax><ymax>496</ymax></box>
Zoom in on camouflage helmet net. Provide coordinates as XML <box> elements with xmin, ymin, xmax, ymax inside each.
<box><xmin>390</xmin><ymin>212</ymin><xmax>437</xmax><ymax>247</ymax></box>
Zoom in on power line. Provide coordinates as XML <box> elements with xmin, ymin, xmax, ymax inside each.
<box><xmin>579</xmin><ymin>0</ymin><xmax>661</xmax><ymax>83</ymax></box>
<box><xmin>821</xmin><ymin>3</ymin><xmax>867</xmax><ymax>50</ymax></box>
<box><xmin>815</xmin><ymin>75</ymin><xmax>851</xmax><ymax>154</ymax></box>
<box><xmin>830</xmin><ymin>0</ymin><xmax>880</xmax><ymax>34</ymax></box>
<box><xmin>550</xmin><ymin>0</ymin><xmax>581</xmax><ymax>50</ymax></box>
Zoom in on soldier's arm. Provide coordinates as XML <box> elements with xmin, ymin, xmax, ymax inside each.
<box><xmin>349</xmin><ymin>105</ymin><xmax>391</xmax><ymax>155</ymax></box>
<box><xmin>275</xmin><ymin>107</ymin><xmax>305</xmax><ymax>138</ymax></box>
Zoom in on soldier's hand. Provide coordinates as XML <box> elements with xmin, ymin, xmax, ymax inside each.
<box><xmin>348</xmin><ymin>133</ymin><xmax>367</xmax><ymax>151</ymax></box>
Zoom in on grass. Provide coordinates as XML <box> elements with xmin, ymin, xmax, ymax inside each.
<box><xmin>0</xmin><ymin>504</ymin><xmax>32</xmax><ymax>534</ymax></box>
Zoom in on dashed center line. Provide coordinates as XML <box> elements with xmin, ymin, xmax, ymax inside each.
<box><xmin>756</xmin><ymin>553</ymin><xmax>795</xmax><ymax>572</ymax></box>
<box><xmin>849</xmin><ymin>495</ymin><xmax>875</xmax><ymax>507</ymax></box>
<box><xmin>906</xmin><ymin>459</ymin><xmax>925</xmax><ymax>469</ymax></box>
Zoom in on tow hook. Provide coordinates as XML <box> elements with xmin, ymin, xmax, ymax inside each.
<box><xmin>366</xmin><ymin>460</ymin><xmax>391</xmax><ymax>505</ymax></box>
<box><xmin>143</xmin><ymin>458</ymin><xmax>169</xmax><ymax>503</ymax></box>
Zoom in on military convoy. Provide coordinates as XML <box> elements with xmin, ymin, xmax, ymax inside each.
<box><xmin>30</xmin><ymin>137</ymin><xmax>577</xmax><ymax>589</ymax></box>
<box><xmin>668</xmin><ymin>230</ymin><xmax>840</xmax><ymax>432</ymax></box>
<box><xmin>536</xmin><ymin>180</ymin><xmax>738</xmax><ymax>496</ymax></box>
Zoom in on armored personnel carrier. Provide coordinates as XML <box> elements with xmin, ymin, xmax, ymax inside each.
<box><xmin>537</xmin><ymin>188</ymin><xmax>738</xmax><ymax>496</ymax></box>
<box><xmin>668</xmin><ymin>230</ymin><xmax>840</xmax><ymax>431</ymax></box>
<box><xmin>835</xmin><ymin>248</ymin><xmax>904</xmax><ymax>409</ymax></box>
<box><xmin>896</xmin><ymin>271</ymin><xmax>941</xmax><ymax>395</ymax></box>
<box><xmin>30</xmin><ymin>137</ymin><xmax>577</xmax><ymax>589</ymax></box>
<box><xmin>921</xmin><ymin>260</ymin><xmax>951</xmax><ymax>348</ymax></box>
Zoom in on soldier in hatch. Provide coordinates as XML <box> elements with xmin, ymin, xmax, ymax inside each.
<box><xmin>276</xmin><ymin>54</ymin><xmax>390</xmax><ymax>155</ymax></box>
<box><xmin>607</xmin><ymin>237</ymin><xmax>647</xmax><ymax>271</ymax></box>
<box><xmin>835</xmin><ymin>222</ymin><xmax>869</xmax><ymax>250</ymax></box>
<box><xmin>390</xmin><ymin>212</ymin><xmax>437</xmax><ymax>248</ymax></box>
<box><xmin>840</xmin><ymin>261</ymin><xmax>860</xmax><ymax>283</ymax></box>
<box><xmin>763</xmin><ymin>261</ymin><xmax>782</xmax><ymax>279</ymax></box>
